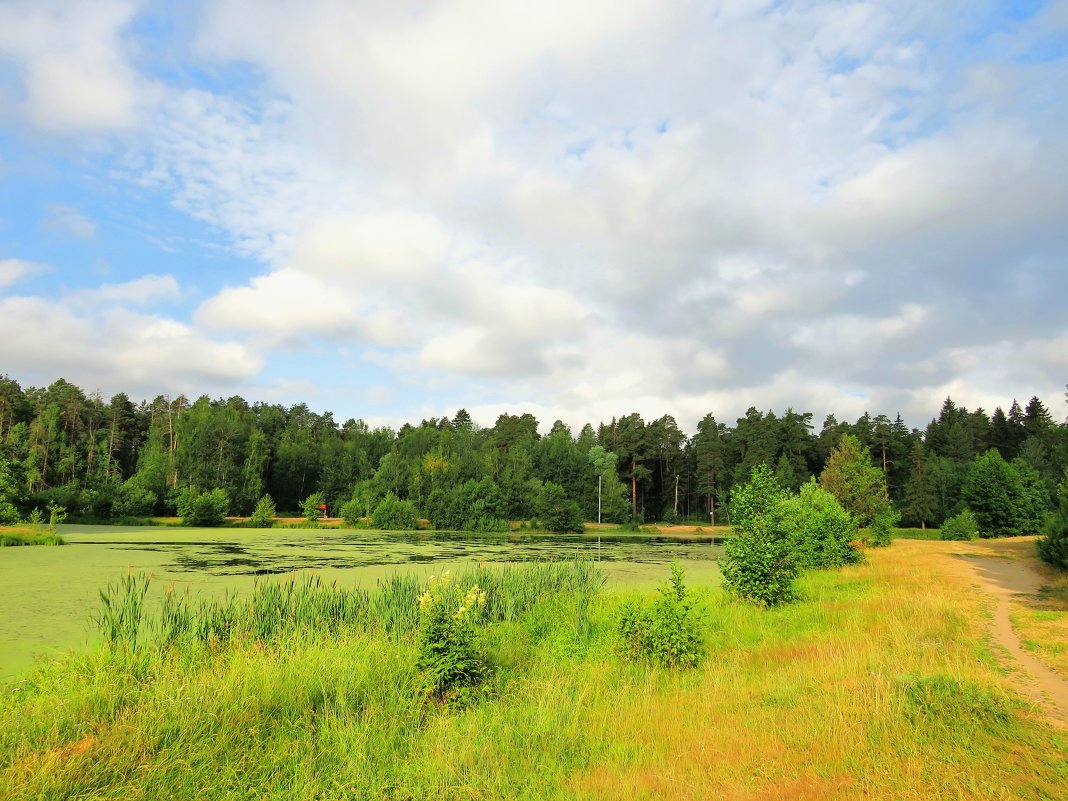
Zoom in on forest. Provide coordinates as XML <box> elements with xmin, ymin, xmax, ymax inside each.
<box><xmin>1</xmin><ymin>375</ymin><xmax>1066</xmax><ymax>532</ymax></box>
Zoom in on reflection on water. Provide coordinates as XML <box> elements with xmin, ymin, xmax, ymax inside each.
<box><xmin>75</xmin><ymin>529</ymin><xmax>721</xmax><ymax>577</ymax></box>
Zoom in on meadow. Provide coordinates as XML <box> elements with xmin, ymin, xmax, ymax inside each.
<box><xmin>1</xmin><ymin>533</ymin><xmax>1066</xmax><ymax>800</ymax></box>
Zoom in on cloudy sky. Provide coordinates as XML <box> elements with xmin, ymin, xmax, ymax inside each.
<box><xmin>1</xmin><ymin>0</ymin><xmax>1066</xmax><ymax>432</ymax></box>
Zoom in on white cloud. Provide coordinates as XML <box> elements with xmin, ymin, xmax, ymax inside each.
<box><xmin>196</xmin><ymin>269</ymin><xmax>364</xmax><ymax>341</ymax></box>
<box><xmin>5</xmin><ymin>2</ymin><xmax>1067</xmax><ymax>428</ymax></box>
<box><xmin>41</xmin><ymin>204</ymin><xmax>97</xmax><ymax>239</ymax></box>
<box><xmin>0</xmin><ymin>294</ymin><xmax>262</xmax><ymax>394</ymax></box>
<box><xmin>0</xmin><ymin>258</ymin><xmax>47</xmax><ymax>289</ymax></box>
<box><xmin>289</xmin><ymin>212</ymin><xmax>450</xmax><ymax>283</ymax></box>
<box><xmin>0</xmin><ymin>0</ymin><xmax>148</xmax><ymax>132</ymax></box>
<box><xmin>66</xmin><ymin>274</ymin><xmax>180</xmax><ymax>306</ymax></box>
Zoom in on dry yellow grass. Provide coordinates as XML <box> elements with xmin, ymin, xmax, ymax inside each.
<box><xmin>561</xmin><ymin>539</ymin><xmax>1067</xmax><ymax>800</ymax></box>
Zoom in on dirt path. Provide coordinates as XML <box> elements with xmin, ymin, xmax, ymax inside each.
<box><xmin>961</xmin><ymin>550</ymin><xmax>1068</xmax><ymax>725</ymax></box>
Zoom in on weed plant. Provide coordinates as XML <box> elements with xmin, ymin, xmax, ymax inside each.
<box><xmin>416</xmin><ymin>572</ymin><xmax>489</xmax><ymax>706</ymax></box>
<box><xmin>617</xmin><ymin>563</ymin><xmax>703</xmax><ymax>667</ymax></box>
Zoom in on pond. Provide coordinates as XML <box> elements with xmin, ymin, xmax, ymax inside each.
<box><xmin>0</xmin><ymin>524</ymin><xmax>722</xmax><ymax>680</ymax></box>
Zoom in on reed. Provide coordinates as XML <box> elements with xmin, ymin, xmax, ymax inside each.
<box><xmin>94</xmin><ymin>560</ymin><xmax>606</xmax><ymax>653</ymax></box>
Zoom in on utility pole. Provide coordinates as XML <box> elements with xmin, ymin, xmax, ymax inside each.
<box><xmin>674</xmin><ymin>474</ymin><xmax>679</xmax><ymax>517</ymax></box>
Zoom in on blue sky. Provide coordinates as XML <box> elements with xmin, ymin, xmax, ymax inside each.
<box><xmin>1</xmin><ymin>0</ymin><xmax>1067</xmax><ymax>431</ymax></box>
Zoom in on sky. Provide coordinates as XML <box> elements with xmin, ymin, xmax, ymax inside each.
<box><xmin>0</xmin><ymin>0</ymin><xmax>1066</xmax><ymax>433</ymax></box>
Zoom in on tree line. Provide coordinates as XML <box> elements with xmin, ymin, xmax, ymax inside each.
<box><xmin>0</xmin><ymin>375</ymin><xmax>1066</xmax><ymax>531</ymax></box>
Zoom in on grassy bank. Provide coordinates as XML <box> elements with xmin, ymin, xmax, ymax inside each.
<box><xmin>2</xmin><ymin>544</ymin><xmax>1066</xmax><ymax>800</ymax></box>
<box><xmin>0</xmin><ymin>527</ymin><xmax>64</xmax><ymax>547</ymax></box>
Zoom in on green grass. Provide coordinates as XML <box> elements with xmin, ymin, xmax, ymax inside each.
<box><xmin>2</xmin><ymin>544</ymin><xmax>1066</xmax><ymax>800</ymax></box>
<box><xmin>888</xmin><ymin>526</ymin><xmax>943</xmax><ymax>540</ymax></box>
<box><xmin>0</xmin><ymin>527</ymin><xmax>64</xmax><ymax>547</ymax></box>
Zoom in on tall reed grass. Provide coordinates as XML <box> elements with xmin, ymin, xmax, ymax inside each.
<box><xmin>94</xmin><ymin>560</ymin><xmax>606</xmax><ymax>653</ymax></box>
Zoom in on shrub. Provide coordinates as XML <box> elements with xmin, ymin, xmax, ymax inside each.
<box><xmin>729</xmin><ymin>464</ymin><xmax>787</xmax><ymax>530</ymax></box>
<box><xmin>176</xmin><ymin>487</ymin><xmax>229</xmax><ymax>527</ymax></box>
<box><xmin>425</xmin><ymin>479</ymin><xmax>509</xmax><ymax>532</ymax></box>
<box><xmin>302</xmin><ymin>491</ymin><xmax>326</xmax><ymax>522</ymax></box>
<box><xmin>617</xmin><ymin>563</ymin><xmax>703</xmax><ymax>668</ymax></box>
<box><xmin>249</xmin><ymin>494</ymin><xmax>276</xmax><ymax>528</ymax></box>
<box><xmin>781</xmin><ymin>480</ymin><xmax>861</xmax><ymax>568</ymax></box>
<box><xmin>868</xmin><ymin>507</ymin><xmax>900</xmax><ymax>548</ymax></box>
<box><xmin>372</xmin><ymin>492</ymin><xmax>419</xmax><ymax>530</ymax></box>
<box><xmin>721</xmin><ymin>466</ymin><xmax>799</xmax><ymax>606</ymax></box>
<box><xmin>1038</xmin><ymin>469</ymin><xmax>1068</xmax><ymax>569</ymax></box>
<box><xmin>416</xmin><ymin>572</ymin><xmax>490</xmax><ymax>706</ymax></box>
<box><xmin>0</xmin><ymin>499</ymin><xmax>18</xmax><ymax>525</ymax></box>
<box><xmin>47</xmin><ymin>502</ymin><xmax>67</xmax><ymax>533</ymax></box>
<box><xmin>941</xmin><ymin>509</ymin><xmax>979</xmax><ymax>541</ymax></box>
<box><xmin>339</xmin><ymin>498</ymin><xmax>363</xmax><ymax>528</ymax></box>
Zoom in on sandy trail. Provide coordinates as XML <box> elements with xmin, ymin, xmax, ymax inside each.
<box><xmin>961</xmin><ymin>551</ymin><xmax>1068</xmax><ymax>724</ymax></box>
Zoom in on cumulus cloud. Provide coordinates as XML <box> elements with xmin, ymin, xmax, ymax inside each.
<box><xmin>0</xmin><ymin>294</ymin><xmax>261</xmax><ymax>395</ymax></box>
<box><xmin>0</xmin><ymin>0</ymin><xmax>148</xmax><ymax>132</ymax></box>
<box><xmin>4</xmin><ymin>1</ymin><xmax>1068</xmax><ymax>428</ymax></box>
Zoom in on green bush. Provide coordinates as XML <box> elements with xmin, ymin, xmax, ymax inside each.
<box><xmin>617</xmin><ymin>563</ymin><xmax>703</xmax><ymax>668</ymax></box>
<box><xmin>416</xmin><ymin>571</ymin><xmax>490</xmax><ymax>706</ymax></box>
<box><xmin>339</xmin><ymin>498</ymin><xmax>363</xmax><ymax>528</ymax></box>
<box><xmin>372</xmin><ymin>492</ymin><xmax>419</xmax><ymax>530</ymax></box>
<box><xmin>941</xmin><ymin>509</ymin><xmax>979</xmax><ymax>541</ymax></box>
<box><xmin>721</xmin><ymin>466</ymin><xmax>798</xmax><ymax>606</ymax></box>
<box><xmin>47</xmin><ymin>502</ymin><xmax>67</xmax><ymax>533</ymax></box>
<box><xmin>781</xmin><ymin>480</ymin><xmax>860</xmax><ymax>568</ymax></box>
<box><xmin>868</xmin><ymin>507</ymin><xmax>900</xmax><ymax>548</ymax></box>
<box><xmin>302</xmin><ymin>491</ymin><xmax>326</xmax><ymax>522</ymax></box>
<box><xmin>249</xmin><ymin>494</ymin><xmax>276</xmax><ymax>528</ymax></box>
<box><xmin>176</xmin><ymin>487</ymin><xmax>230</xmax><ymax>527</ymax></box>
<box><xmin>1038</xmin><ymin>469</ymin><xmax>1068</xmax><ymax>569</ymax></box>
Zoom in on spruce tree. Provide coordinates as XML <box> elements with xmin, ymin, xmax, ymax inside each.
<box><xmin>902</xmin><ymin>444</ymin><xmax>938</xmax><ymax>528</ymax></box>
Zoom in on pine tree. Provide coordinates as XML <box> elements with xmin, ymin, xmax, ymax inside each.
<box><xmin>819</xmin><ymin>434</ymin><xmax>890</xmax><ymax>526</ymax></box>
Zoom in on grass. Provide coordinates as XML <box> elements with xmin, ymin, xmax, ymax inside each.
<box><xmin>886</xmin><ymin>526</ymin><xmax>943</xmax><ymax>540</ymax></box>
<box><xmin>2</xmin><ymin>541</ymin><xmax>1067</xmax><ymax>799</ymax></box>
<box><xmin>0</xmin><ymin>526</ymin><xmax>64</xmax><ymax>547</ymax></box>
